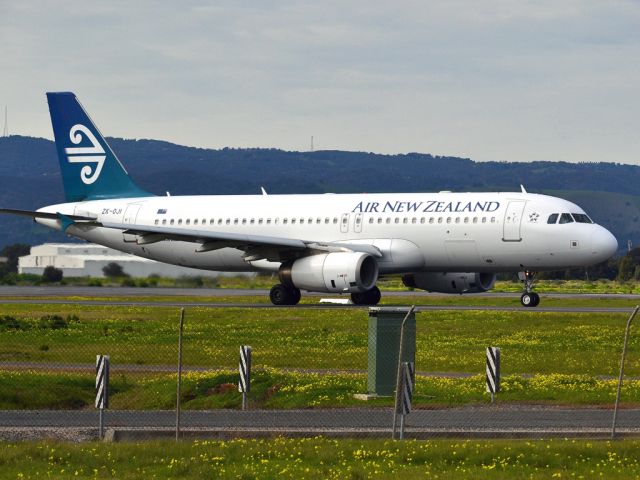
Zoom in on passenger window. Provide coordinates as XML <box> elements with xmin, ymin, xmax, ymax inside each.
<box><xmin>395</xmin><ymin>218</ymin><xmax>400</xmax><ymax>224</ymax></box>
<box><xmin>446</xmin><ymin>217</ymin><xmax>451</xmax><ymax>223</ymax></box>
<box><xmin>386</xmin><ymin>218</ymin><xmax>391</xmax><ymax>224</ymax></box>
<box><xmin>455</xmin><ymin>217</ymin><xmax>460</xmax><ymax>224</ymax></box>
<box><xmin>420</xmin><ymin>217</ymin><xmax>425</xmax><ymax>224</ymax></box>
<box><xmin>226</xmin><ymin>219</ymin><xmax>230</xmax><ymax>225</ymax></box>
<box><xmin>559</xmin><ymin>213</ymin><xmax>574</xmax><ymax>224</ymax></box>
<box><xmin>242</xmin><ymin>219</ymin><xmax>247</xmax><ymax>225</ymax></box>
<box><xmin>473</xmin><ymin>217</ymin><xmax>478</xmax><ymax>224</ymax></box>
<box><xmin>491</xmin><ymin>217</ymin><xmax>496</xmax><ymax>223</ymax></box>
<box><xmin>325</xmin><ymin>218</ymin><xmax>330</xmax><ymax>224</ymax></box>
<box><xmin>429</xmin><ymin>218</ymin><xmax>434</xmax><ymax>224</ymax></box>
<box><xmin>291</xmin><ymin>218</ymin><xmax>296</xmax><ymax>224</ymax></box>
<box><xmin>154</xmin><ymin>219</ymin><xmax>159</xmax><ymax>225</ymax></box>
<box><xmin>234</xmin><ymin>218</ymin><xmax>238</xmax><ymax>225</ymax></box>
<box><xmin>369</xmin><ymin>218</ymin><xmax>374</xmax><ymax>224</ymax></box>
<box><xmin>209</xmin><ymin>219</ymin><xmax>214</xmax><ymax>225</ymax></box>
<box><xmin>283</xmin><ymin>218</ymin><xmax>288</xmax><ymax>224</ymax></box>
<box><xmin>193</xmin><ymin>219</ymin><xmax>197</xmax><ymax>225</ymax></box>
<box><xmin>267</xmin><ymin>219</ymin><xmax>272</xmax><ymax>224</ymax></box>
<box><xmin>316</xmin><ymin>218</ymin><xmax>321</xmax><ymax>224</ymax></box>
<box><xmin>464</xmin><ymin>217</ymin><xmax>469</xmax><ymax>224</ymax></box>
<box><xmin>259</xmin><ymin>219</ymin><xmax>263</xmax><ymax>224</ymax></box>
<box><xmin>438</xmin><ymin>217</ymin><xmax>443</xmax><ymax>224</ymax></box>
<box><xmin>333</xmin><ymin>218</ymin><xmax>338</xmax><ymax>224</ymax></box>
<box><xmin>250</xmin><ymin>219</ymin><xmax>255</xmax><ymax>224</ymax></box>
<box><xmin>403</xmin><ymin>218</ymin><xmax>408</xmax><ymax>224</ymax></box>
<box><xmin>170</xmin><ymin>219</ymin><xmax>175</xmax><ymax>225</ymax></box>
<box><xmin>202</xmin><ymin>219</ymin><xmax>206</xmax><ymax>225</ymax></box>
<box><xmin>178</xmin><ymin>219</ymin><xmax>182</xmax><ymax>225</ymax></box>
<box><xmin>218</xmin><ymin>219</ymin><xmax>223</xmax><ymax>225</ymax></box>
<box><xmin>162</xmin><ymin>219</ymin><xmax>167</xmax><ymax>225</ymax></box>
<box><xmin>308</xmin><ymin>218</ymin><xmax>313</xmax><ymax>224</ymax></box>
<box><xmin>547</xmin><ymin>214</ymin><xmax>559</xmax><ymax>224</ymax></box>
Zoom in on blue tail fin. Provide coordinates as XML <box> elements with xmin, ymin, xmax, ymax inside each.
<box><xmin>46</xmin><ymin>92</ymin><xmax>151</xmax><ymax>202</ymax></box>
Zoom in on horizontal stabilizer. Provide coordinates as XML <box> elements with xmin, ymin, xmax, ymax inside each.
<box><xmin>0</xmin><ymin>208</ymin><xmax>97</xmax><ymax>222</ymax></box>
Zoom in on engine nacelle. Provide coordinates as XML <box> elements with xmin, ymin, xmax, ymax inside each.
<box><xmin>402</xmin><ymin>272</ymin><xmax>496</xmax><ymax>294</ymax></box>
<box><xmin>280</xmin><ymin>252</ymin><xmax>379</xmax><ymax>293</ymax></box>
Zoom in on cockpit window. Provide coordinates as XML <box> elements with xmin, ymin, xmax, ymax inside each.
<box><xmin>571</xmin><ymin>213</ymin><xmax>593</xmax><ymax>224</ymax></box>
<box><xmin>559</xmin><ymin>213</ymin><xmax>574</xmax><ymax>224</ymax></box>
<box><xmin>547</xmin><ymin>213</ymin><xmax>559</xmax><ymax>224</ymax></box>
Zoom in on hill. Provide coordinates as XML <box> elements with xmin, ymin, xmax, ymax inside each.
<box><xmin>0</xmin><ymin>135</ymin><xmax>638</xmax><ymax>250</ymax></box>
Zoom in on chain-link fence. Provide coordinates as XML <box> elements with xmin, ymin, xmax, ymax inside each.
<box><xmin>0</xmin><ymin>297</ymin><xmax>639</xmax><ymax>440</ymax></box>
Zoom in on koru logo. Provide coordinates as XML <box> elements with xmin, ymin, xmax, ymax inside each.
<box><xmin>64</xmin><ymin>124</ymin><xmax>105</xmax><ymax>185</ymax></box>
<box><xmin>529</xmin><ymin>212</ymin><xmax>540</xmax><ymax>223</ymax></box>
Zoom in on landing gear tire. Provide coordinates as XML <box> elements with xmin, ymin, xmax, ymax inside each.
<box><xmin>270</xmin><ymin>284</ymin><xmax>301</xmax><ymax>306</ymax></box>
<box><xmin>351</xmin><ymin>286</ymin><xmax>382</xmax><ymax>306</ymax></box>
<box><xmin>519</xmin><ymin>271</ymin><xmax>540</xmax><ymax>307</ymax></box>
<box><xmin>520</xmin><ymin>292</ymin><xmax>540</xmax><ymax>308</ymax></box>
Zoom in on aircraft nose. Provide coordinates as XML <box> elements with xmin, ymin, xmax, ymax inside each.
<box><xmin>591</xmin><ymin>226</ymin><xmax>618</xmax><ymax>261</ymax></box>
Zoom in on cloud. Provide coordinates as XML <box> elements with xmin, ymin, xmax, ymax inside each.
<box><xmin>1</xmin><ymin>0</ymin><xmax>639</xmax><ymax>162</ymax></box>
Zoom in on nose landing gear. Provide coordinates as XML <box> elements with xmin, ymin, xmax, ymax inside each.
<box><xmin>519</xmin><ymin>271</ymin><xmax>540</xmax><ymax>307</ymax></box>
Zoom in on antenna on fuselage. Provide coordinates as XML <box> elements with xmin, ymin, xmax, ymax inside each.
<box><xmin>520</xmin><ymin>185</ymin><xmax>527</xmax><ymax>194</ymax></box>
<box><xmin>261</xmin><ymin>187</ymin><xmax>268</xmax><ymax>196</ymax></box>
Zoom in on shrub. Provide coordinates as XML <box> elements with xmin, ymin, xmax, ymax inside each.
<box><xmin>42</xmin><ymin>266</ymin><xmax>63</xmax><ymax>283</ymax></box>
<box><xmin>0</xmin><ymin>315</ymin><xmax>25</xmax><ymax>331</ymax></box>
<box><xmin>38</xmin><ymin>315</ymin><xmax>68</xmax><ymax>330</ymax></box>
<box><xmin>102</xmin><ymin>262</ymin><xmax>128</xmax><ymax>278</ymax></box>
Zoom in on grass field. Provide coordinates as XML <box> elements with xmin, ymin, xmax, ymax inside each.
<box><xmin>1</xmin><ymin>368</ymin><xmax>639</xmax><ymax>410</ymax></box>
<box><xmin>0</xmin><ymin>304</ymin><xmax>637</xmax><ymax>375</ymax></box>
<box><xmin>1</xmin><ymin>438</ymin><xmax>640</xmax><ymax>479</ymax></box>
<box><xmin>1</xmin><ymin>298</ymin><xmax>639</xmax><ymax>409</ymax></box>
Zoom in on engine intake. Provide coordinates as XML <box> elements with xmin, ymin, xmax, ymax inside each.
<box><xmin>280</xmin><ymin>252</ymin><xmax>379</xmax><ymax>293</ymax></box>
<box><xmin>402</xmin><ymin>272</ymin><xmax>496</xmax><ymax>294</ymax></box>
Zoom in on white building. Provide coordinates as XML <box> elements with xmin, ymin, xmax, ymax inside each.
<box><xmin>19</xmin><ymin>243</ymin><xmax>246</xmax><ymax>278</ymax></box>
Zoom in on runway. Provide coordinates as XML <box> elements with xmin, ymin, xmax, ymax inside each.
<box><xmin>2</xmin><ymin>286</ymin><xmax>640</xmax><ymax>299</ymax></box>
<box><xmin>0</xmin><ymin>286</ymin><xmax>638</xmax><ymax>313</ymax></box>
<box><xmin>1</xmin><ymin>407</ymin><xmax>638</xmax><ymax>439</ymax></box>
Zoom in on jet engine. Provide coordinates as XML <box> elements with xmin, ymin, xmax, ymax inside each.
<box><xmin>280</xmin><ymin>252</ymin><xmax>379</xmax><ymax>293</ymax></box>
<box><xmin>402</xmin><ymin>272</ymin><xmax>496</xmax><ymax>294</ymax></box>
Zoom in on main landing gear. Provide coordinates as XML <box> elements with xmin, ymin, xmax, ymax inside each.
<box><xmin>350</xmin><ymin>286</ymin><xmax>382</xmax><ymax>306</ymax></box>
<box><xmin>269</xmin><ymin>284</ymin><xmax>301</xmax><ymax>306</ymax></box>
<box><xmin>519</xmin><ymin>271</ymin><xmax>540</xmax><ymax>307</ymax></box>
<box><xmin>269</xmin><ymin>284</ymin><xmax>382</xmax><ymax>306</ymax></box>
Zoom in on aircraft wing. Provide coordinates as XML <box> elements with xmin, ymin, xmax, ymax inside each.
<box><xmin>99</xmin><ymin>220</ymin><xmax>382</xmax><ymax>262</ymax></box>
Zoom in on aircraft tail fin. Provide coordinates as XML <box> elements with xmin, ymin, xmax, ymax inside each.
<box><xmin>46</xmin><ymin>92</ymin><xmax>151</xmax><ymax>202</ymax></box>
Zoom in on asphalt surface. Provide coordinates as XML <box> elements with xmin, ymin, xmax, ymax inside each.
<box><xmin>2</xmin><ymin>286</ymin><xmax>640</xmax><ymax>299</ymax></box>
<box><xmin>0</xmin><ymin>286</ymin><xmax>637</xmax><ymax>313</ymax></box>
<box><xmin>1</xmin><ymin>408</ymin><xmax>638</xmax><ymax>435</ymax></box>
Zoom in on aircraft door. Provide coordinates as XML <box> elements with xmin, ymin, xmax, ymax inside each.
<box><xmin>340</xmin><ymin>213</ymin><xmax>350</xmax><ymax>233</ymax></box>
<box><xmin>354</xmin><ymin>213</ymin><xmax>363</xmax><ymax>233</ymax></box>
<box><xmin>502</xmin><ymin>200</ymin><xmax>526</xmax><ymax>241</ymax></box>
<box><xmin>123</xmin><ymin>204</ymin><xmax>142</xmax><ymax>224</ymax></box>
<box><xmin>122</xmin><ymin>204</ymin><xmax>142</xmax><ymax>243</ymax></box>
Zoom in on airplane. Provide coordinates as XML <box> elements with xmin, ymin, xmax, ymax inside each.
<box><xmin>0</xmin><ymin>92</ymin><xmax>618</xmax><ymax>307</ymax></box>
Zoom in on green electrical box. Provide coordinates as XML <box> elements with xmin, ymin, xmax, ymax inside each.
<box><xmin>367</xmin><ymin>307</ymin><xmax>416</xmax><ymax>396</ymax></box>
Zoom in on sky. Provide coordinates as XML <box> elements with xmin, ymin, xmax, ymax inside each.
<box><xmin>1</xmin><ymin>0</ymin><xmax>639</xmax><ymax>163</ymax></box>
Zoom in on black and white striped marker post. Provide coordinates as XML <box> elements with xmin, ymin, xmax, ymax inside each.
<box><xmin>486</xmin><ymin>347</ymin><xmax>500</xmax><ymax>403</ymax></box>
<box><xmin>396</xmin><ymin>362</ymin><xmax>415</xmax><ymax>440</ymax></box>
<box><xmin>95</xmin><ymin>355</ymin><xmax>109</xmax><ymax>439</ymax></box>
<box><xmin>239</xmin><ymin>346</ymin><xmax>252</xmax><ymax>410</ymax></box>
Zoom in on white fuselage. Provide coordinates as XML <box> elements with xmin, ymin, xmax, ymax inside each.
<box><xmin>36</xmin><ymin>191</ymin><xmax>618</xmax><ymax>276</ymax></box>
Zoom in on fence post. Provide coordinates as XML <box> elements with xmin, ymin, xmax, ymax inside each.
<box><xmin>392</xmin><ymin>305</ymin><xmax>415</xmax><ymax>439</ymax></box>
<box><xmin>95</xmin><ymin>355</ymin><xmax>109</xmax><ymax>440</ymax></box>
<box><xmin>396</xmin><ymin>362</ymin><xmax>415</xmax><ymax>440</ymax></box>
<box><xmin>612</xmin><ymin>306</ymin><xmax>639</xmax><ymax>439</ymax></box>
<box><xmin>239</xmin><ymin>346</ymin><xmax>252</xmax><ymax>410</ymax></box>
<box><xmin>486</xmin><ymin>347</ymin><xmax>500</xmax><ymax>403</ymax></box>
<box><xmin>176</xmin><ymin>308</ymin><xmax>185</xmax><ymax>441</ymax></box>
